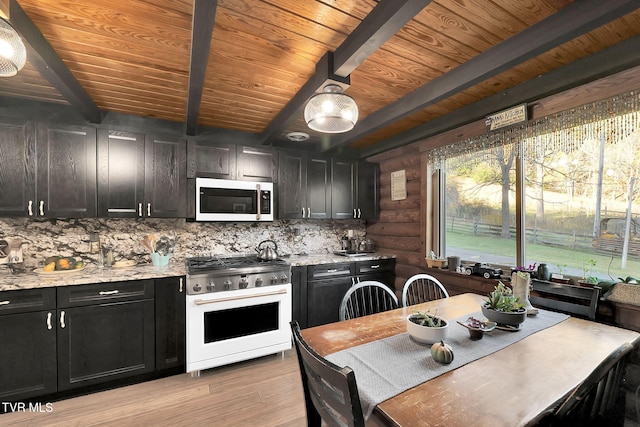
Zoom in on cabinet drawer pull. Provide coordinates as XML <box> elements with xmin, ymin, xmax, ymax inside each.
<box><xmin>47</xmin><ymin>312</ymin><xmax>52</xmax><ymax>330</ymax></box>
<box><xmin>39</xmin><ymin>200</ymin><xmax>45</xmax><ymax>216</ymax></box>
<box><xmin>60</xmin><ymin>311</ymin><xmax>66</xmax><ymax>328</ymax></box>
<box><xmin>28</xmin><ymin>200</ymin><xmax>33</xmax><ymax>216</ymax></box>
<box><xmin>179</xmin><ymin>277</ymin><xmax>184</xmax><ymax>293</ymax></box>
<box><xmin>0</xmin><ymin>300</ymin><xmax>10</xmax><ymax>306</ymax></box>
<box><xmin>138</xmin><ymin>203</ymin><xmax>143</xmax><ymax>216</ymax></box>
<box><xmin>326</xmin><ymin>269</ymin><xmax>338</xmax><ymax>273</ymax></box>
<box><xmin>99</xmin><ymin>290</ymin><xmax>119</xmax><ymax>296</ymax></box>
<box><xmin>370</xmin><ymin>264</ymin><xmax>380</xmax><ymax>269</ymax></box>
<box><xmin>147</xmin><ymin>202</ymin><xmax>151</xmax><ymax>217</ymax></box>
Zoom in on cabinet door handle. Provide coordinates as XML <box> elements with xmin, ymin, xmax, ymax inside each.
<box><xmin>99</xmin><ymin>290</ymin><xmax>119</xmax><ymax>296</ymax></box>
<box><xmin>147</xmin><ymin>202</ymin><xmax>151</xmax><ymax>217</ymax></box>
<box><xmin>301</xmin><ymin>207</ymin><xmax>306</xmax><ymax>218</ymax></box>
<box><xmin>353</xmin><ymin>209</ymin><xmax>357</xmax><ymax>218</ymax></box>
<box><xmin>28</xmin><ymin>200</ymin><xmax>33</xmax><ymax>216</ymax></box>
<box><xmin>0</xmin><ymin>300</ymin><xmax>9</xmax><ymax>306</ymax></box>
<box><xmin>307</xmin><ymin>208</ymin><xmax>310</xmax><ymax>217</ymax></box>
<box><xmin>47</xmin><ymin>312</ymin><xmax>52</xmax><ymax>330</ymax></box>
<box><xmin>138</xmin><ymin>203</ymin><xmax>143</xmax><ymax>216</ymax></box>
<box><xmin>179</xmin><ymin>277</ymin><xmax>184</xmax><ymax>293</ymax></box>
<box><xmin>370</xmin><ymin>264</ymin><xmax>380</xmax><ymax>269</ymax></box>
<box><xmin>357</xmin><ymin>208</ymin><xmax>362</xmax><ymax>218</ymax></box>
<box><xmin>39</xmin><ymin>200</ymin><xmax>45</xmax><ymax>216</ymax></box>
<box><xmin>60</xmin><ymin>311</ymin><xmax>66</xmax><ymax>329</ymax></box>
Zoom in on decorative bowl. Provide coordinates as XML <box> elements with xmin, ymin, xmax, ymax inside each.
<box><xmin>406</xmin><ymin>314</ymin><xmax>449</xmax><ymax>344</ymax></box>
<box><xmin>481</xmin><ymin>304</ymin><xmax>527</xmax><ymax>327</ymax></box>
<box><xmin>457</xmin><ymin>317</ymin><xmax>497</xmax><ymax>340</ymax></box>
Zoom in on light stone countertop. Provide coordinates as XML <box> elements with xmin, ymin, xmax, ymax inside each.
<box><xmin>0</xmin><ymin>253</ymin><xmax>396</xmax><ymax>292</ymax></box>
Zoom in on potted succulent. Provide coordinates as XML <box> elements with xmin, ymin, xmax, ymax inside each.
<box><xmin>481</xmin><ymin>282</ymin><xmax>527</xmax><ymax>327</ymax></box>
<box><xmin>406</xmin><ymin>310</ymin><xmax>449</xmax><ymax>344</ymax></box>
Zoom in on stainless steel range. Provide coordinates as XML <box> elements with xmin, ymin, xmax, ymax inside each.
<box><xmin>185</xmin><ymin>255</ymin><xmax>292</xmax><ymax>376</ymax></box>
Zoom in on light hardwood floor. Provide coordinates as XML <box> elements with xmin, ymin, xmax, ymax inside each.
<box><xmin>1</xmin><ymin>350</ymin><xmax>307</xmax><ymax>426</ymax></box>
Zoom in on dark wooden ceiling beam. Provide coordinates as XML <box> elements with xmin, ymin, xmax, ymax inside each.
<box><xmin>185</xmin><ymin>0</ymin><xmax>218</xmax><ymax>136</ymax></box>
<box><xmin>7</xmin><ymin>0</ymin><xmax>101</xmax><ymax>124</ymax></box>
<box><xmin>333</xmin><ymin>0</ymin><xmax>433</xmax><ymax>77</ymax></box>
<box><xmin>323</xmin><ymin>0</ymin><xmax>640</xmax><ymax>152</ymax></box>
<box><xmin>259</xmin><ymin>0</ymin><xmax>432</xmax><ymax>145</ymax></box>
<box><xmin>357</xmin><ymin>35</ymin><xmax>640</xmax><ymax>159</ymax></box>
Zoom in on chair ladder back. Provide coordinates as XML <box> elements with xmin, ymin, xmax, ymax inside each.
<box><xmin>340</xmin><ymin>281</ymin><xmax>398</xmax><ymax>321</ymax></box>
<box><xmin>402</xmin><ymin>274</ymin><xmax>449</xmax><ymax>307</ymax></box>
<box><xmin>554</xmin><ymin>342</ymin><xmax>633</xmax><ymax>424</ymax></box>
<box><xmin>291</xmin><ymin>321</ymin><xmax>365</xmax><ymax>427</ymax></box>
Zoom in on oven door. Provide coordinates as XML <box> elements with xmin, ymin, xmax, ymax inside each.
<box><xmin>186</xmin><ymin>284</ymin><xmax>291</xmax><ymax>372</ymax></box>
<box><xmin>195</xmin><ymin>178</ymin><xmax>273</xmax><ymax>221</ymax></box>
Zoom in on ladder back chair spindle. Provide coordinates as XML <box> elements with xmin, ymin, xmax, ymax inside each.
<box><xmin>339</xmin><ymin>281</ymin><xmax>398</xmax><ymax>321</ymax></box>
<box><xmin>401</xmin><ymin>274</ymin><xmax>449</xmax><ymax>307</ymax></box>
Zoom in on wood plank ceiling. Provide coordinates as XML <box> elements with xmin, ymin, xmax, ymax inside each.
<box><xmin>0</xmin><ymin>0</ymin><xmax>639</xmax><ymax>159</ymax></box>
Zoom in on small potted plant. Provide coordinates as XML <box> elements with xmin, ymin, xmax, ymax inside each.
<box><xmin>407</xmin><ymin>310</ymin><xmax>448</xmax><ymax>344</ymax></box>
<box><xmin>578</xmin><ymin>259</ymin><xmax>599</xmax><ymax>288</ymax></box>
<box><xmin>481</xmin><ymin>282</ymin><xmax>527</xmax><ymax>327</ymax></box>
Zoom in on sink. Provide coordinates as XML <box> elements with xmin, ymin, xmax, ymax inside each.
<box><xmin>333</xmin><ymin>250</ymin><xmax>371</xmax><ymax>257</ymax></box>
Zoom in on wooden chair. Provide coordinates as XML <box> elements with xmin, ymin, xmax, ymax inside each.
<box><xmin>545</xmin><ymin>342</ymin><xmax>633</xmax><ymax>426</ymax></box>
<box><xmin>339</xmin><ymin>280</ymin><xmax>398</xmax><ymax>321</ymax></box>
<box><xmin>401</xmin><ymin>274</ymin><xmax>449</xmax><ymax>307</ymax></box>
<box><xmin>530</xmin><ymin>279</ymin><xmax>601</xmax><ymax>320</ymax></box>
<box><xmin>290</xmin><ymin>321</ymin><xmax>365</xmax><ymax>427</ymax></box>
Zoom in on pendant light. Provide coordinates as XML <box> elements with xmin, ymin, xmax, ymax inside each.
<box><xmin>0</xmin><ymin>18</ymin><xmax>26</xmax><ymax>77</ymax></box>
<box><xmin>304</xmin><ymin>84</ymin><xmax>358</xmax><ymax>133</ymax></box>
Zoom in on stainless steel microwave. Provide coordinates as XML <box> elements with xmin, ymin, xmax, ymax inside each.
<box><xmin>195</xmin><ymin>178</ymin><xmax>274</xmax><ymax>221</ymax></box>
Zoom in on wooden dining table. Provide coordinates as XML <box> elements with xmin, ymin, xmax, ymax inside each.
<box><xmin>300</xmin><ymin>293</ymin><xmax>640</xmax><ymax>427</ymax></box>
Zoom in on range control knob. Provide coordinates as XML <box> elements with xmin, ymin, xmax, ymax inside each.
<box><xmin>206</xmin><ymin>281</ymin><xmax>215</xmax><ymax>292</ymax></box>
<box><xmin>279</xmin><ymin>274</ymin><xmax>288</xmax><ymax>283</ymax></box>
<box><xmin>193</xmin><ymin>283</ymin><xmax>202</xmax><ymax>293</ymax></box>
<box><xmin>239</xmin><ymin>278</ymin><xmax>249</xmax><ymax>289</ymax></box>
<box><xmin>255</xmin><ymin>277</ymin><xmax>263</xmax><ymax>287</ymax></box>
<box><xmin>224</xmin><ymin>279</ymin><xmax>232</xmax><ymax>290</ymax></box>
<box><xmin>270</xmin><ymin>275</ymin><xmax>278</xmax><ymax>285</ymax></box>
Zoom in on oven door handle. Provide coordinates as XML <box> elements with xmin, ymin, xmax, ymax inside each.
<box><xmin>193</xmin><ymin>288</ymin><xmax>287</xmax><ymax>305</ymax></box>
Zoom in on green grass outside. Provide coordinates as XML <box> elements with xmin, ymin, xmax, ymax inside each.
<box><xmin>447</xmin><ymin>231</ymin><xmax>640</xmax><ymax>282</ymax></box>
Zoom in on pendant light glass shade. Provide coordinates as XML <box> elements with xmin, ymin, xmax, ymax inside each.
<box><xmin>0</xmin><ymin>18</ymin><xmax>26</xmax><ymax>77</ymax></box>
<box><xmin>304</xmin><ymin>84</ymin><xmax>358</xmax><ymax>133</ymax></box>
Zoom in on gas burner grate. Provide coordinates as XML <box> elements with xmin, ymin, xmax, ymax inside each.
<box><xmin>186</xmin><ymin>255</ymin><xmax>288</xmax><ymax>274</ymax></box>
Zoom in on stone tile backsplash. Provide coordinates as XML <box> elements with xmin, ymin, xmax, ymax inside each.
<box><xmin>0</xmin><ymin>218</ymin><xmax>366</xmax><ymax>268</ymax></box>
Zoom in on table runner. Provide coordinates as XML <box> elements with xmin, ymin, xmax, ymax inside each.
<box><xmin>326</xmin><ymin>309</ymin><xmax>569</xmax><ymax>419</ymax></box>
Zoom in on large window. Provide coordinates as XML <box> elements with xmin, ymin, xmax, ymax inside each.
<box><xmin>442</xmin><ymin>92</ymin><xmax>640</xmax><ymax>284</ymax></box>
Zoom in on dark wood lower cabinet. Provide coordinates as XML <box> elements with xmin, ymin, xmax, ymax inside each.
<box><xmin>57</xmin><ymin>300</ymin><xmax>155</xmax><ymax>391</ymax></box>
<box><xmin>0</xmin><ymin>310</ymin><xmax>57</xmax><ymax>401</ymax></box>
<box><xmin>307</xmin><ymin>277</ymin><xmax>353</xmax><ymax>327</ymax></box>
<box><xmin>154</xmin><ymin>277</ymin><xmax>186</xmax><ymax>371</ymax></box>
<box><xmin>0</xmin><ymin>277</ymin><xmax>186</xmax><ymax>404</ymax></box>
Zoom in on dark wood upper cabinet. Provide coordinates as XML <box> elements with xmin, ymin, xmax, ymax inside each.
<box><xmin>187</xmin><ymin>140</ymin><xmax>276</xmax><ymax>182</ymax></box>
<box><xmin>98</xmin><ymin>130</ymin><xmax>186</xmax><ymax>218</ymax></box>
<box><xmin>356</xmin><ymin>161</ymin><xmax>380</xmax><ymax>220</ymax></box>
<box><xmin>186</xmin><ymin>140</ymin><xmax>236</xmax><ymax>179</ymax></box>
<box><xmin>0</xmin><ymin>118</ymin><xmax>36</xmax><ymax>217</ymax></box>
<box><xmin>331</xmin><ymin>159</ymin><xmax>356</xmax><ymax>219</ymax></box>
<box><xmin>144</xmin><ymin>135</ymin><xmax>187</xmax><ymax>218</ymax></box>
<box><xmin>0</xmin><ymin>120</ymin><xmax>96</xmax><ymax>218</ymax></box>
<box><xmin>97</xmin><ymin>129</ymin><xmax>146</xmax><ymax>218</ymax></box>
<box><xmin>37</xmin><ymin>123</ymin><xmax>97</xmax><ymax>218</ymax></box>
<box><xmin>278</xmin><ymin>152</ymin><xmax>330</xmax><ymax>219</ymax></box>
